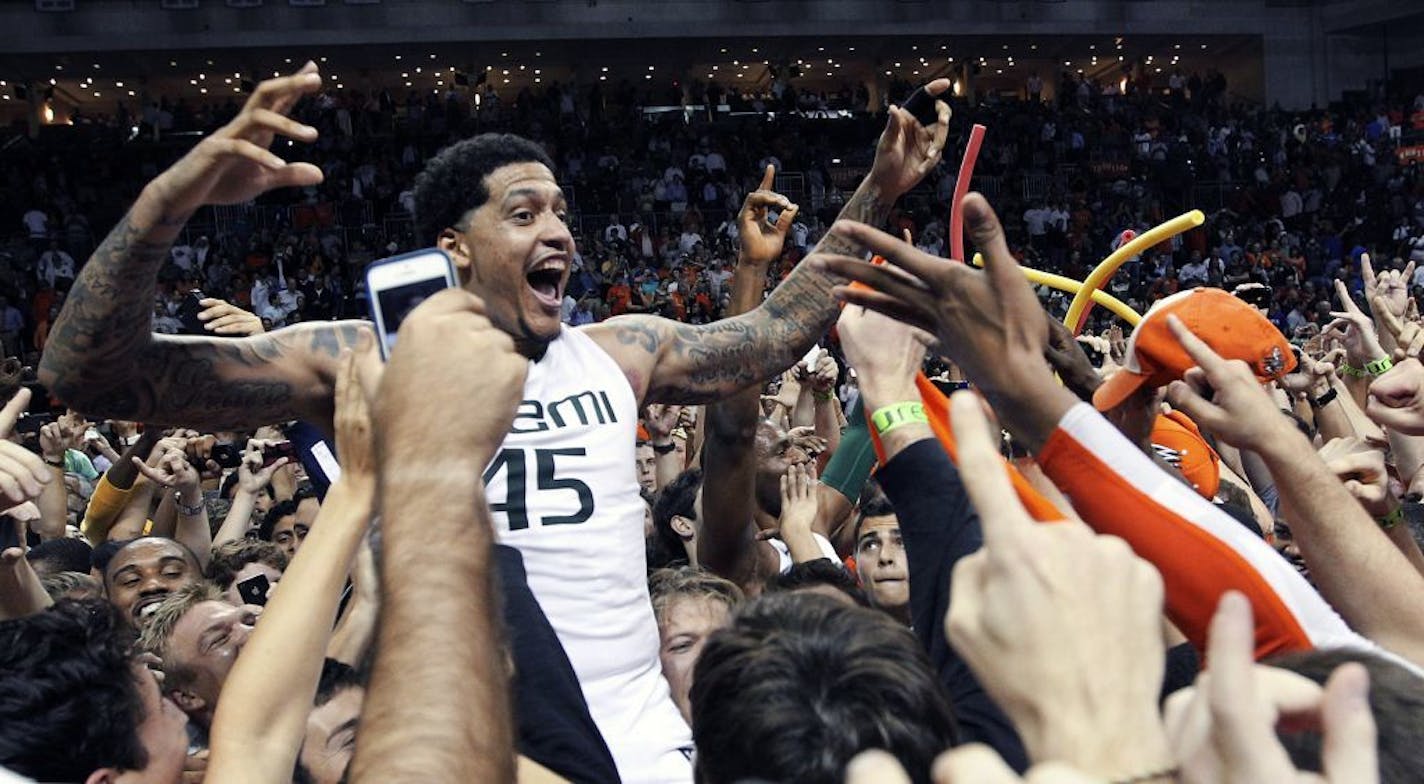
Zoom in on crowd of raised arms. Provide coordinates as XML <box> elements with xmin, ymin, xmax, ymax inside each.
<box><xmin>3</xmin><ymin>58</ymin><xmax>1424</xmax><ymax>784</ymax></box>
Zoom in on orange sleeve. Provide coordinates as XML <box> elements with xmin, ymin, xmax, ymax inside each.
<box><xmin>1038</xmin><ymin>404</ymin><xmax>1349</xmax><ymax>659</ymax></box>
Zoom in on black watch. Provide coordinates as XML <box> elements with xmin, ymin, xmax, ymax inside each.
<box><xmin>1310</xmin><ymin>387</ymin><xmax>1338</xmax><ymax>409</ymax></box>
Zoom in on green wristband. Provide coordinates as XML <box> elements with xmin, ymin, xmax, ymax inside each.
<box><xmin>1366</xmin><ymin>357</ymin><xmax>1394</xmax><ymax>377</ymax></box>
<box><xmin>1378</xmin><ymin>506</ymin><xmax>1404</xmax><ymax>530</ymax></box>
<box><xmin>1338</xmin><ymin>362</ymin><xmax>1365</xmax><ymax>378</ymax></box>
<box><xmin>871</xmin><ymin>402</ymin><xmax>929</xmax><ymax>436</ymax></box>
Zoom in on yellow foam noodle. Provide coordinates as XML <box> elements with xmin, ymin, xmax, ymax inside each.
<box><xmin>1062</xmin><ymin>210</ymin><xmax>1204</xmax><ymax>334</ymax></box>
<box><xmin>968</xmin><ymin>253</ymin><xmax>1142</xmax><ymax>327</ymax></box>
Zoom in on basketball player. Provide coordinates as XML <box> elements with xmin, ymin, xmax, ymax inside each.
<box><xmin>41</xmin><ymin>63</ymin><xmax>951</xmax><ymax>782</ymax></box>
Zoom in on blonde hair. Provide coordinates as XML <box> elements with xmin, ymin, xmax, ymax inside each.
<box><xmin>135</xmin><ymin>581</ymin><xmax>224</xmax><ymax>688</ymax></box>
<box><xmin>649</xmin><ymin>566</ymin><xmax>744</xmax><ymax>627</ymax></box>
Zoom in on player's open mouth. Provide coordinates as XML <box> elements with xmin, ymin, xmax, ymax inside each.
<box><xmin>526</xmin><ymin>258</ymin><xmax>567</xmax><ymax>312</ymax></box>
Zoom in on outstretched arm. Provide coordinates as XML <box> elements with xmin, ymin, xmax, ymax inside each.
<box><xmin>699</xmin><ymin>169</ymin><xmax>794</xmax><ymax>587</ymax></box>
<box><xmin>39</xmin><ymin>64</ymin><xmax>365</xmax><ymax>430</ymax></box>
<box><xmin>586</xmin><ymin>81</ymin><xmax>951</xmax><ymax>405</ymax></box>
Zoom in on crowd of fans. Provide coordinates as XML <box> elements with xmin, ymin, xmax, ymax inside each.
<box><xmin>2</xmin><ymin>52</ymin><xmax>1424</xmax><ymax>784</ymax></box>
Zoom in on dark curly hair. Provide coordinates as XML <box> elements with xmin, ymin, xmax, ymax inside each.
<box><xmin>691</xmin><ymin>592</ymin><xmax>957</xmax><ymax>784</ymax></box>
<box><xmin>412</xmin><ymin>133</ymin><xmax>556</xmax><ymax>245</ymax></box>
<box><xmin>259</xmin><ymin>499</ymin><xmax>298</xmax><ymax>542</ymax></box>
<box><xmin>0</xmin><ymin>600</ymin><xmax>150</xmax><ymax>780</ymax></box>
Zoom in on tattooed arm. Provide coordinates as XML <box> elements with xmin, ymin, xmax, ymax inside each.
<box><xmin>39</xmin><ymin>64</ymin><xmax>360</xmax><ymax>430</ymax></box>
<box><xmin>586</xmin><ymin>82</ymin><xmax>950</xmax><ymax>405</ymax></box>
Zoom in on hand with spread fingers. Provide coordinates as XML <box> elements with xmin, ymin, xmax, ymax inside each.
<box><xmin>153</xmin><ymin>62</ymin><xmax>325</xmax><ymax>214</ymax></box>
<box><xmin>809</xmin><ymin>193</ymin><xmax>1067</xmax><ymax>448</ymax></box>
<box><xmin>736</xmin><ymin>165</ymin><xmax>799</xmax><ymax>266</ymax></box>
<box><xmin>198</xmin><ymin>297</ymin><xmax>265</xmax><ymax>336</ymax></box>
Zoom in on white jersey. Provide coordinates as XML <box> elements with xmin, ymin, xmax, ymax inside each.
<box><xmin>485</xmin><ymin>326</ymin><xmax>693</xmax><ymax>783</ymax></box>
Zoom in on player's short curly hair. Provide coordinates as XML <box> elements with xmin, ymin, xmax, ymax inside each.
<box><xmin>412</xmin><ymin>133</ymin><xmax>556</xmax><ymax>245</ymax></box>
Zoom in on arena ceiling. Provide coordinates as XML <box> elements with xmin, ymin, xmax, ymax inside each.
<box><xmin>0</xmin><ymin>33</ymin><xmax>1260</xmax><ymax>116</ymax></box>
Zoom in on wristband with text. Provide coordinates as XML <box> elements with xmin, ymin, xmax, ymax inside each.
<box><xmin>1378</xmin><ymin>506</ymin><xmax>1405</xmax><ymax>530</ymax></box>
<box><xmin>1338</xmin><ymin>362</ymin><xmax>1366</xmax><ymax>378</ymax></box>
<box><xmin>871</xmin><ymin>402</ymin><xmax>929</xmax><ymax>436</ymax></box>
<box><xmin>1366</xmin><ymin>356</ymin><xmax>1394</xmax><ymax>376</ymax></box>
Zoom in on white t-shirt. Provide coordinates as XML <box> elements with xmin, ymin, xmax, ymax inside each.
<box><xmin>37</xmin><ymin>250</ymin><xmax>75</xmax><ymax>287</ymax></box>
<box><xmin>486</xmin><ymin>327</ymin><xmax>693</xmax><ymax>783</ymax></box>
<box><xmin>1023</xmin><ymin>208</ymin><xmax>1050</xmax><ymax>236</ymax></box>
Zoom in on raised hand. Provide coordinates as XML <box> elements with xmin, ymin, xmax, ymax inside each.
<box><xmin>132</xmin><ymin>447</ymin><xmax>201</xmax><ymax>495</ymax></box>
<box><xmin>0</xmin><ymin>390</ymin><xmax>51</xmax><ymax>507</ymax></box>
<box><xmin>1316</xmin><ymin>437</ymin><xmax>1398</xmax><ymax>518</ymax></box>
<box><xmin>1163</xmin><ymin>316</ymin><xmax>1298</xmax><ymax>453</ymax></box>
<box><xmin>1163</xmin><ymin>592</ymin><xmax>1378</xmax><ymax>784</ymax></box>
<box><xmin>375</xmin><ymin>290</ymin><xmax>528</xmax><ymax>469</ymax></box>
<box><xmin>869</xmin><ymin>80</ymin><xmax>952</xmax><ymax>200</ymax></box>
<box><xmin>1365</xmin><ymin>358</ymin><xmax>1424</xmax><ymax>435</ymax></box>
<box><xmin>1361</xmin><ymin>253</ymin><xmax>1414</xmax><ymax>325</ymax></box>
<box><xmin>736</xmin><ymin>165</ymin><xmax>799</xmax><ymax>266</ymax></box>
<box><xmin>944</xmin><ymin>391</ymin><xmax>1173</xmax><ymax>777</ymax></box>
<box><xmin>642</xmin><ymin>403</ymin><xmax>682</xmax><ymax>444</ymax></box>
<box><xmin>785</xmin><ymin>426</ymin><xmax>829</xmax><ymax>459</ymax></box>
<box><xmin>836</xmin><ymin>302</ymin><xmax>931</xmax><ymax>406</ymax></box>
<box><xmin>152</xmin><ymin>63</ymin><xmax>324</xmax><ymax>215</ymax></box>
<box><xmin>236</xmin><ymin>441</ymin><xmax>288</xmax><ymax>495</ymax></box>
<box><xmin>810</xmin><ymin>194</ymin><xmax>1052</xmax><ymax>408</ymax></box>
<box><xmin>1279</xmin><ymin>348</ymin><xmax>1341</xmax><ymax>397</ymax></box>
<box><xmin>38</xmin><ymin>422</ymin><xmax>67</xmax><ymax>466</ymax></box>
<box><xmin>1043</xmin><ymin>319</ymin><xmax>1102</xmax><ymax>400</ymax></box>
<box><xmin>1326</xmin><ymin>279</ymin><xmax>1387</xmax><ymax>368</ymax></box>
<box><xmin>198</xmin><ymin>297</ymin><xmax>265</xmax><ymax>336</ymax></box>
<box><xmin>334</xmin><ymin>341</ymin><xmax>378</xmax><ymax>483</ymax></box>
<box><xmin>806</xmin><ymin>354</ymin><xmax>840</xmax><ymax>397</ymax></box>
<box><xmin>1372</xmin><ymin>295</ymin><xmax>1424</xmax><ymax>362</ymax></box>
<box><xmin>777</xmin><ymin>462</ymin><xmax>819</xmax><ymax>538</ymax></box>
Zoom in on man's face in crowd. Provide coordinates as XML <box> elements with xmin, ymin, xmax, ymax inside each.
<box><xmin>127</xmin><ymin>661</ymin><xmax>190</xmax><ymax>783</ymax></box>
<box><xmin>754</xmin><ymin>422</ymin><xmax>813</xmax><ymax>516</ymax></box>
<box><xmin>657</xmin><ymin>596</ymin><xmax>731</xmax><ymax>725</ymax></box>
<box><xmin>635</xmin><ymin>443</ymin><xmax>657</xmax><ymax>494</ymax></box>
<box><xmin>443</xmin><ymin>161</ymin><xmax>573</xmax><ymax>352</ymax></box>
<box><xmin>167</xmin><ymin>600</ymin><xmax>260</xmax><ymax>716</ymax></box>
<box><xmin>299</xmin><ymin>686</ymin><xmax>365</xmax><ymax>784</ymax></box>
<box><xmin>856</xmin><ymin>516</ymin><xmax>909</xmax><ymax>612</ymax></box>
<box><xmin>272</xmin><ymin>514</ymin><xmax>309</xmax><ymax>560</ymax></box>
<box><xmin>222</xmin><ymin>560</ymin><xmax>283</xmax><ymax>607</ymax></box>
<box><xmin>105</xmin><ymin>539</ymin><xmax>201</xmax><ymax>625</ymax></box>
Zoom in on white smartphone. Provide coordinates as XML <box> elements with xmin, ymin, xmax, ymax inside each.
<box><xmin>365</xmin><ymin>249</ymin><xmax>458</xmax><ymax>359</ymax></box>
<box><xmin>802</xmin><ymin>344</ymin><xmax>823</xmax><ymax>369</ymax></box>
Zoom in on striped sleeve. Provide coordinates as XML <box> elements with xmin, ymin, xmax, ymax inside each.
<box><xmin>1039</xmin><ymin>403</ymin><xmax>1368</xmax><ymax>660</ymax></box>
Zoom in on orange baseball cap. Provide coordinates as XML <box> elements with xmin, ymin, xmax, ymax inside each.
<box><xmin>1150</xmin><ymin>411</ymin><xmax>1221</xmax><ymax>499</ymax></box>
<box><xmin>1092</xmin><ymin>288</ymin><xmax>1296</xmax><ymax>412</ymax></box>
